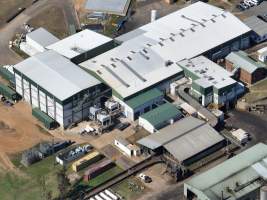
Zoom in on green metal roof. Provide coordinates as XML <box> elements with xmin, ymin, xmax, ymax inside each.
<box><xmin>185</xmin><ymin>143</ymin><xmax>267</xmax><ymax>200</ymax></box>
<box><xmin>140</xmin><ymin>103</ymin><xmax>182</xmax><ymax>127</ymax></box>
<box><xmin>226</xmin><ymin>51</ymin><xmax>266</xmax><ymax>73</ymax></box>
<box><xmin>32</xmin><ymin>108</ymin><xmax>56</xmax><ymax>129</ymax></box>
<box><xmin>125</xmin><ymin>88</ymin><xmax>163</xmax><ymax>110</ymax></box>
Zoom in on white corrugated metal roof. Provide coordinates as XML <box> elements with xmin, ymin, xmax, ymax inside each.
<box><xmin>81</xmin><ymin>2</ymin><xmax>250</xmax><ymax>99</ymax></box>
<box><xmin>14</xmin><ymin>50</ymin><xmax>101</xmax><ymax>101</ymax></box>
<box><xmin>26</xmin><ymin>27</ymin><xmax>59</xmax><ymax>47</ymax></box>
<box><xmin>85</xmin><ymin>0</ymin><xmax>131</xmax><ymax>16</ymax></box>
<box><xmin>47</xmin><ymin>30</ymin><xmax>112</xmax><ymax>59</ymax></box>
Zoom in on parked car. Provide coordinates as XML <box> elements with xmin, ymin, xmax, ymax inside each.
<box><xmin>139</xmin><ymin>173</ymin><xmax>152</xmax><ymax>183</ymax></box>
<box><xmin>116</xmin><ymin>122</ymin><xmax>130</xmax><ymax>131</ymax></box>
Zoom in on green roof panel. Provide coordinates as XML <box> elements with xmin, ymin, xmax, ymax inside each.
<box><xmin>140</xmin><ymin>102</ymin><xmax>182</xmax><ymax>126</ymax></box>
<box><xmin>125</xmin><ymin>88</ymin><xmax>163</xmax><ymax>110</ymax></box>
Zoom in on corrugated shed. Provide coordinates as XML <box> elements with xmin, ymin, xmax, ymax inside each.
<box><xmin>226</xmin><ymin>51</ymin><xmax>266</xmax><ymax>73</ymax></box>
<box><xmin>185</xmin><ymin>143</ymin><xmax>267</xmax><ymax>200</ymax></box>
<box><xmin>139</xmin><ymin>102</ymin><xmax>182</xmax><ymax>127</ymax></box>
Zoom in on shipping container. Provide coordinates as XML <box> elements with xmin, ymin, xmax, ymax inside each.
<box><xmin>32</xmin><ymin>108</ymin><xmax>58</xmax><ymax>129</ymax></box>
<box><xmin>84</xmin><ymin>159</ymin><xmax>114</xmax><ymax>182</ymax></box>
<box><xmin>72</xmin><ymin>151</ymin><xmax>102</xmax><ymax>172</ymax></box>
<box><xmin>0</xmin><ymin>83</ymin><xmax>19</xmax><ymax>101</ymax></box>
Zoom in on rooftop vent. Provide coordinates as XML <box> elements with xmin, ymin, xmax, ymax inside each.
<box><xmin>211</xmin><ymin>19</ymin><xmax>216</xmax><ymax>23</ymax></box>
<box><xmin>97</xmin><ymin>70</ymin><xmax>102</xmax><ymax>75</ymax></box>
<box><xmin>111</xmin><ymin>63</ymin><xmax>117</xmax><ymax>68</ymax></box>
<box><xmin>170</xmin><ymin>37</ymin><xmax>175</xmax><ymax>42</ymax></box>
<box><xmin>130</xmin><ymin>50</ymin><xmax>136</xmax><ymax>54</ymax></box>
<box><xmin>180</xmin><ymin>28</ymin><xmax>186</xmax><ymax>32</ymax></box>
<box><xmin>179</xmin><ymin>33</ymin><xmax>185</xmax><ymax>37</ymax></box>
<box><xmin>143</xmin><ymin>49</ymin><xmax>148</xmax><ymax>54</ymax></box>
<box><xmin>222</xmin><ymin>13</ymin><xmax>226</xmax><ymax>18</ymax></box>
<box><xmin>170</xmin><ymin>33</ymin><xmax>175</xmax><ymax>36</ymax></box>
<box><xmin>158</xmin><ymin>42</ymin><xmax>164</xmax><ymax>47</ymax></box>
<box><xmin>190</xmin><ymin>28</ymin><xmax>195</xmax><ymax>32</ymax></box>
<box><xmin>71</xmin><ymin>46</ymin><xmax>86</xmax><ymax>54</ymax></box>
<box><xmin>146</xmin><ymin>43</ymin><xmax>152</xmax><ymax>47</ymax></box>
<box><xmin>91</xmin><ymin>60</ymin><xmax>97</xmax><ymax>63</ymax></box>
<box><xmin>165</xmin><ymin>60</ymin><xmax>174</xmax><ymax>67</ymax></box>
<box><xmin>139</xmin><ymin>51</ymin><xmax>150</xmax><ymax>60</ymax></box>
<box><xmin>127</xmin><ymin>56</ymin><xmax>132</xmax><ymax>61</ymax></box>
<box><xmin>159</xmin><ymin>38</ymin><xmax>165</xmax><ymax>41</ymax></box>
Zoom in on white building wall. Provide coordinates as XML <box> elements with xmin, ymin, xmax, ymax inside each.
<box><xmin>26</xmin><ymin>36</ymin><xmax>46</xmax><ymax>53</ymax></box>
<box><xmin>114</xmin><ymin>139</ymin><xmax>132</xmax><ymax>156</ymax></box>
<box><xmin>31</xmin><ymin>84</ymin><xmax>38</xmax><ymax>108</ymax></box>
<box><xmin>138</xmin><ymin>117</ymin><xmax>155</xmax><ymax>133</ymax></box>
<box><xmin>22</xmin><ymin>79</ymin><xmax>31</xmax><ymax>103</ymax></box>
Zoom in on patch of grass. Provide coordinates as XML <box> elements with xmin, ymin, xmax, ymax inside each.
<box><xmin>0</xmin><ymin>155</ymin><xmax>63</xmax><ymax>200</ymax></box>
<box><xmin>111</xmin><ymin>177</ymin><xmax>148</xmax><ymax>200</ymax></box>
<box><xmin>28</xmin><ymin>6</ymin><xmax>68</xmax><ymax>39</ymax></box>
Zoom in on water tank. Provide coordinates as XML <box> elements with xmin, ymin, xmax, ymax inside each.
<box><xmin>261</xmin><ymin>186</ymin><xmax>267</xmax><ymax>200</ymax></box>
<box><xmin>151</xmin><ymin>10</ymin><xmax>157</xmax><ymax>22</ymax></box>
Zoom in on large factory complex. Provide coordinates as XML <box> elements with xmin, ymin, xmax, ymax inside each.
<box><xmin>11</xmin><ymin>2</ymin><xmax>257</xmax><ymax>128</ymax></box>
<box><xmin>2</xmin><ymin>1</ymin><xmax>267</xmax><ymax>199</ymax></box>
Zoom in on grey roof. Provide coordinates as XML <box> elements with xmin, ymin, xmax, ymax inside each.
<box><xmin>244</xmin><ymin>15</ymin><xmax>267</xmax><ymax>37</ymax></box>
<box><xmin>115</xmin><ymin>137</ymin><xmax>130</xmax><ymax>146</ymax></box>
<box><xmin>14</xmin><ymin>50</ymin><xmax>101</xmax><ymax>101</ymax></box>
<box><xmin>81</xmin><ymin>2</ymin><xmax>250</xmax><ymax>99</ymax></box>
<box><xmin>178</xmin><ymin>56</ymin><xmax>236</xmax><ymax>90</ymax></box>
<box><xmin>85</xmin><ymin>0</ymin><xmax>131</xmax><ymax>16</ymax></box>
<box><xmin>185</xmin><ymin>143</ymin><xmax>267</xmax><ymax>200</ymax></box>
<box><xmin>137</xmin><ymin>116</ymin><xmax>224</xmax><ymax>162</ymax></box>
<box><xmin>26</xmin><ymin>28</ymin><xmax>59</xmax><ymax>47</ymax></box>
<box><xmin>226</xmin><ymin>51</ymin><xmax>266</xmax><ymax>73</ymax></box>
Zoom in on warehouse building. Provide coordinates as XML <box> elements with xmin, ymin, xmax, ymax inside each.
<box><xmin>137</xmin><ymin>116</ymin><xmax>225</xmax><ymax>167</ymax></box>
<box><xmin>13</xmin><ymin>50</ymin><xmax>110</xmax><ymax>128</ymax></box>
<box><xmin>85</xmin><ymin>0</ymin><xmax>131</xmax><ymax>16</ymax></box>
<box><xmin>225</xmin><ymin>51</ymin><xmax>267</xmax><ymax>84</ymax></box>
<box><xmin>47</xmin><ymin>29</ymin><xmax>114</xmax><ymax>64</ymax></box>
<box><xmin>244</xmin><ymin>15</ymin><xmax>267</xmax><ymax>43</ymax></box>
<box><xmin>114</xmin><ymin>88</ymin><xmax>165</xmax><ymax>121</ymax></box>
<box><xmin>177</xmin><ymin>56</ymin><xmax>245</xmax><ymax>107</ymax></box>
<box><xmin>80</xmin><ymin>2</ymin><xmax>251</xmax><ymax>120</ymax></box>
<box><xmin>184</xmin><ymin>143</ymin><xmax>267</xmax><ymax>200</ymax></box>
<box><xmin>20</xmin><ymin>27</ymin><xmax>59</xmax><ymax>56</ymax></box>
<box><xmin>138</xmin><ymin>102</ymin><xmax>183</xmax><ymax>133</ymax></box>
<box><xmin>257</xmin><ymin>47</ymin><xmax>267</xmax><ymax>62</ymax></box>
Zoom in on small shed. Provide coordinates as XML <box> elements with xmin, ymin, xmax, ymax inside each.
<box><xmin>138</xmin><ymin>102</ymin><xmax>183</xmax><ymax>133</ymax></box>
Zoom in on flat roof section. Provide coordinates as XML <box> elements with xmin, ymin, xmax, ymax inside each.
<box><xmin>13</xmin><ymin>50</ymin><xmax>101</xmax><ymax>101</ymax></box>
<box><xmin>81</xmin><ymin>2</ymin><xmax>250</xmax><ymax>99</ymax></box>
<box><xmin>47</xmin><ymin>30</ymin><xmax>112</xmax><ymax>59</ymax></box>
<box><xmin>85</xmin><ymin>0</ymin><xmax>131</xmax><ymax>16</ymax></box>
<box><xmin>178</xmin><ymin>56</ymin><xmax>236</xmax><ymax>90</ymax></box>
<box><xmin>26</xmin><ymin>27</ymin><xmax>59</xmax><ymax>48</ymax></box>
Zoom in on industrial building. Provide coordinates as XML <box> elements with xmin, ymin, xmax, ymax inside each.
<box><xmin>244</xmin><ymin>15</ymin><xmax>267</xmax><ymax>43</ymax></box>
<box><xmin>80</xmin><ymin>2</ymin><xmax>251</xmax><ymax>121</ymax></box>
<box><xmin>114</xmin><ymin>137</ymin><xmax>141</xmax><ymax>157</ymax></box>
<box><xmin>47</xmin><ymin>29</ymin><xmax>114</xmax><ymax>64</ymax></box>
<box><xmin>13</xmin><ymin>50</ymin><xmax>110</xmax><ymax>128</ymax></box>
<box><xmin>178</xmin><ymin>56</ymin><xmax>245</xmax><ymax>107</ymax></box>
<box><xmin>225</xmin><ymin>51</ymin><xmax>267</xmax><ymax>84</ymax></box>
<box><xmin>20</xmin><ymin>27</ymin><xmax>59</xmax><ymax>56</ymax></box>
<box><xmin>85</xmin><ymin>0</ymin><xmax>131</xmax><ymax>16</ymax></box>
<box><xmin>137</xmin><ymin>116</ymin><xmax>225</xmax><ymax>167</ymax></box>
<box><xmin>138</xmin><ymin>102</ymin><xmax>183</xmax><ymax>133</ymax></box>
<box><xmin>184</xmin><ymin>143</ymin><xmax>267</xmax><ymax>200</ymax></box>
<box><xmin>257</xmin><ymin>47</ymin><xmax>267</xmax><ymax>62</ymax></box>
